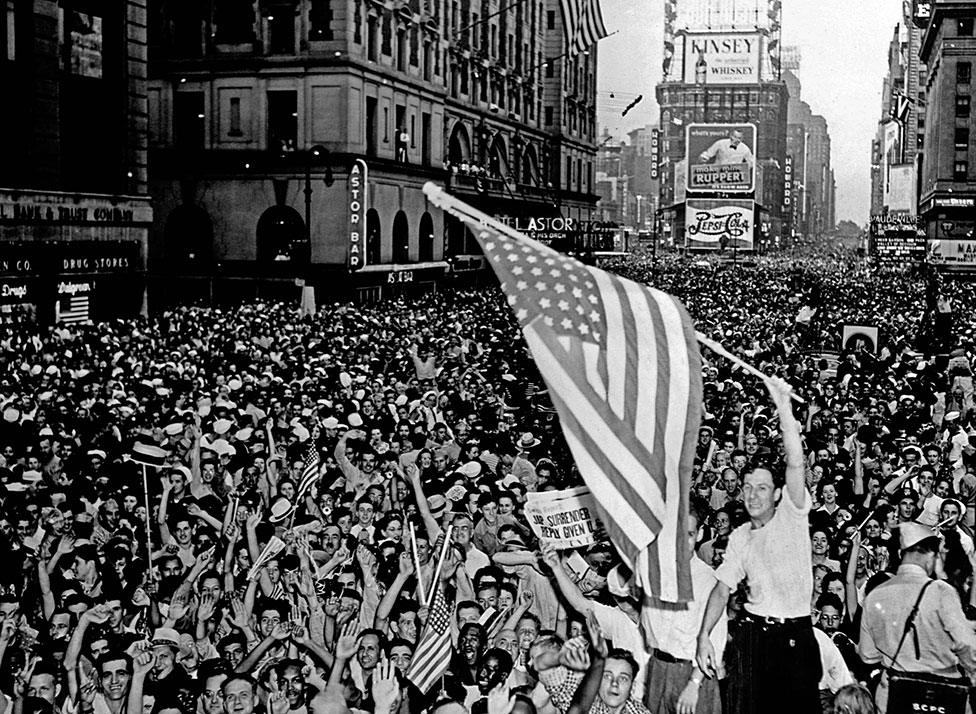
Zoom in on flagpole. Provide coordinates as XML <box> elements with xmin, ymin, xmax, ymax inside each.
<box><xmin>141</xmin><ymin>463</ymin><xmax>154</xmax><ymax>579</ymax></box>
<box><xmin>410</xmin><ymin>523</ymin><xmax>426</xmax><ymax>598</ymax></box>
<box><xmin>695</xmin><ymin>332</ymin><xmax>805</xmax><ymax>403</ymax></box>
<box><xmin>426</xmin><ymin>525</ymin><xmax>454</xmax><ymax>609</ymax></box>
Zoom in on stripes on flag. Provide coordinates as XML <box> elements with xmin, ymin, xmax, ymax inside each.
<box><xmin>295</xmin><ymin>437</ymin><xmax>322</xmax><ymax>503</ymax></box>
<box><xmin>57</xmin><ymin>295</ymin><xmax>90</xmax><ymax>324</ymax></box>
<box><xmin>130</xmin><ymin>442</ymin><xmax>169</xmax><ymax>468</ymax></box>
<box><xmin>405</xmin><ymin>584</ymin><xmax>453</xmax><ymax>694</ymax></box>
<box><xmin>558</xmin><ymin>0</ymin><xmax>608</xmax><ymax>55</ymax></box>
<box><xmin>422</xmin><ymin>183</ymin><xmax>700</xmax><ymax>603</ymax></box>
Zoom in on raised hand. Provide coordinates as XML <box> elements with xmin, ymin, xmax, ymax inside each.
<box><xmin>84</xmin><ymin>603</ymin><xmax>112</xmax><ymax>624</ymax></box>
<box><xmin>270</xmin><ymin>621</ymin><xmax>292</xmax><ymax>641</ymax></box>
<box><xmin>132</xmin><ymin>650</ymin><xmax>155</xmax><ymax>677</ymax></box>
<box><xmin>267</xmin><ymin>672</ymin><xmax>290</xmax><ymax>714</ymax></box>
<box><xmin>131</xmin><ymin>588</ymin><xmax>151</xmax><ymax>609</ymax></box>
<box><xmin>197</xmin><ymin>592</ymin><xmax>217</xmax><ymax>623</ymax></box>
<box><xmin>540</xmin><ymin>542</ymin><xmax>560</xmax><ymax>570</ymax></box>
<box><xmin>78</xmin><ymin>677</ymin><xmax>98</xmax><ymax>705</ymax></box>
<box><xmin>397</xmin><ymin>551</ymin><xmax>415</xmax><ymax>577</ymax></box>
<box><xmin>334</xmin><ymin>619</ymin><xmax>361</xmax><ymax>661</ymax></box>
<box><xmin>584</xmin><ymin>610</ymin><xmax>608</xmax><ymax>659</ymax></box>
<box><xmin>487</xmin><ymin>683</ymin><xmax>517</xmax><ymax>714</ymax></box>
<box><xmin>56</xmin><ymin>535</ymin><xmax>76</xmax><ymax>555</ymax></box>
<box><xmin>228</xmin><ymin>597</ymin><xmax>249</xmax><ymax>630</ymax></box>
<box><xmin>371</xmin><ymin>657</ymin><xmax>399</xmax><ymax>713</ymax></box>
<box><xmin>559</xmin><ymin>637</ymin><xmax>591</xmax><ymax>672</ymax></box>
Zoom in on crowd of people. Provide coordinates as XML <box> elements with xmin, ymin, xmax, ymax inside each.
<box><xmin>2</xmin><ymin>249</ymin><xmax>976</xmax><ymax>714</ymax></box>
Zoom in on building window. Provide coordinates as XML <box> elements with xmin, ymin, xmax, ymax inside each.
<box><xmin>421</xmin><ymin>112</ymin><xmax>431</xmax><ymax>166</ymax></box>
<box><xmin>229</xmin><ymin>97</ymin><xmax>243</xmax><ymax>136</ymax></box>
<box><xmin>214</xmin><ymin>0</ymin><xmax>255</xmax><ymax>44</ymax></box>
<box><xmin>396</xmin><ymin>28</ymin><xmax>406</xmax><ymax>70</ymax></box>
<box><xmin>3</xmin><ymin>0</ymin><xmax>16</xmax><ymax>60</ymax></box>
<box><xmin>480</xmin><ymin>72</ymin><xmax>488</xmax><ymax>101</ymax></box>
<box><xmin>381</xmin><ymin>13</ymin><xmax>392</xmax><ymax>55</ymax></box>
<box><xmin>368</xmin><ymin>16</ymin><xmax>378</xmax><ymax>59</ymax></box>
<box><xmin>460</xmin><ymin>65</ymin><xmax>469</xmax><ymax>94</ymax></box>
<box><xmin>410</xmin><ymin>27</ymin><xmax>418</xmax><ymax>66</ymax></box>
<box><xmin>471</xmin><ymin>14</ymin><xmax>478</xmax><ymax>48</ymax></box>
<box><xmin>544</xmin><ymin>106</ymin><xmax>552</xmax><ymax>125</ymax></box>
<box><xmin>310</xmin><ymin>0</ymin><xmax>333</xmax><ymax>41</ymax></box>
<box><xmin>957</xmin><ymin>94</ymin><xmax>971</xmax><ymax>117</ymax></box>
<box><xmin>955</xmin><ymin>160</ymin><xmax>969</xmax><ymax>181</ymax></box>
<box><xmin>546</xmin><ymin>10</ymin><xmax>554</xmax><ymax>29</ymax></box>
<box><xmin>267</xmin><ymin>8</ymin><xmax>295</xmax><ymax>54</ymax></box>
<box><xmin>383</xmin><ymin>106</ymin><xmax>389</xmax><ymax>142</ymax></box>
<box><xmin>395</xmin><ymin>105</ymin><xmax>406</xmax><ymax>160</ymax></box>
<box><xmin>566</xmin><ymin>156</ymin><xmax>573</xmax><ymax>189</ymax></box>
<box><xmin>956</xmin><ymin>127</ymin><xmax>970</xmax><ymax>150</ymax></box>
<box><xmin>959</xmin><ymin>18</ymin><xmax>975</xmax><ymax>36</ymax></box>
<box><xmin>490</xmin><ymin>24</ymin><xmax>496</xmax><ymax>56</ymax></box>
<box><xmin>267</xmin><ymin>91</ymin><xmax>297</xmax><ymax>152</ymax></box>
<box><xmin>545</xmin><ymin>61</ymin><xmax>553</xmax><ymax>78</ymax></box>
<box><xmin>174</xmin><ymin>92</ymin><xmax>206</xmax><ymax>150</ymax></box>
<box><xmin>366</xmin><ymin>97</ymin><xmax>377</xmax><ymax>156</ymax></box>
<box><xmin>959</xmin><ymin>62</ymin><xmax>972</xmax><ymax>84</ymax></box>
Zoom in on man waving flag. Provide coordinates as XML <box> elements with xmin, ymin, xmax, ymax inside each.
<box><xmin>423</xmin><ymin>183</ymin><xmax>701</xmax><ymax>603</ymax></box>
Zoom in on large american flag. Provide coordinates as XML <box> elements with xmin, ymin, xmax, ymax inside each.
<box><xmin>559</xmin><ymin>0</ymin><xmax>608</xmax><ymax>55</ymax></box>
<box><xmin>405</xmin><ymin>584</ymin><xmax>452</xmax><ymax>693</ymax></box>
<box><xmin>424</xmin><ymin>184</ymin><xmax>700</xmax><ymax>603</ymax></box>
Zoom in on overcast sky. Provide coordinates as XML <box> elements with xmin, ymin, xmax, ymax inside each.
<box><xmin>596</xmin><ymin>1</ymin><xmax>902</xmax><ymax>225</ymax></box>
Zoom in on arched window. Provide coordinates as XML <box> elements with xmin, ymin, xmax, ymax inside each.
<box><xmin>392</xmin><ymin>210</ymin><xmax>410</xmax><ymax>264</ymax></box>
<box><xmin>418</xmin><ymin>212</ymin><xmax>435</xmax><ymax>262</ymax></box>
<box><xmin>165</xmin><ymin>204</ymin><xmax>214</xmax><ymax>271</ymax></box>
<box><xmin>256</xmin><ymin>205</ymin><xmax>305</xmax><ymax>264</ymax></box>
<box><xmin>489</xmin><ymin>135</ymin><xmax>508</xmax><ymax>178</ymax></box>
<box><xmin>366</xmin><ymin>209</ymin><xmax>382</xmax><ymax>265</ymax></box>
<box><xmin>448</xmin><ymin>122</ymin><xmax>471</xmax><ymax>164</ymax></box>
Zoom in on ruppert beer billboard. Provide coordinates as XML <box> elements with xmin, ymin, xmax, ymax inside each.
<box><xmin>685</xmin><ymin>199</ymin><xmax>755</xmax><ymax>252</ymax></box>
<box><xmin>686</xmin><ymin>123</ymin><xmax>757</xmax><ymax>194</ymax></box>
<box><xmin>682</xmin><ymin>32</ymin><xmax>763</xmax><ymax>85</ymax></box>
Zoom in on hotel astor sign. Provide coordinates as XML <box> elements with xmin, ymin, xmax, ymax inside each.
<box><xmin>348</xmin><ymin>160</ymin><xmax>368</xmax><ymax>272</ymax></box>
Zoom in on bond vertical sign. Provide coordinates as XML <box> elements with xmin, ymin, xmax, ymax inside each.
<box><xmin>348</xmin><ymin>160</ymin><xmax>367</xmax><ymax>272</ymax></box>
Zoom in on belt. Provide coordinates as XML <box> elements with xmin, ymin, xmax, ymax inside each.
<box><xmin>652</xmin><ymin>649</ymin><xmax>691</xmax><ymax>664</ymax></box>
<box><xmin>740</xmin><ymin>611</ymin><xmax>810</xmax><ymax>627</ymax></box>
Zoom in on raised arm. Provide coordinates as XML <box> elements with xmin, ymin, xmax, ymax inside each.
<box><xmin>765</xmin><ymin>377</ymin><xmax>806</xmax><ymax>506</ymax></box>
<box><xmin>539</xmin><ymin>543</ymin><xmax>592</xmax><ymax>616</ymax></box>
<box><xmin>335</xmin><ymin>431</ymin><xmax>366</xmax><ymax>494</ymax></box>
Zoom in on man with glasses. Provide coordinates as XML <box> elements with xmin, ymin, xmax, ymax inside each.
<box><xmin>198</xmin><ymin>661</ymin><xmax>230</xmax><ymax>714</ymax></box>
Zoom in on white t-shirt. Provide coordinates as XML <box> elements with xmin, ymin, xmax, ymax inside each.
<box><xmin>642</xmin><ymin>556</ymin><xmax>728</xmax><ymax>667</ymax></box>
<box><xmin>716</xmin><ymin>487</ymin><xmax>814</xmax><ymax>619</ymax></box>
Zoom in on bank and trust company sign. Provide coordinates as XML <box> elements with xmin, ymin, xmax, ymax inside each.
<box><xmin>348</xmin><ymin>159</ymin><xmax>368</xmax><ymax>272</ymax></box>
<box><xmin>685</xmin><ymin>199</ymin><xmax>755</xmax><ymax>252</ymax></box>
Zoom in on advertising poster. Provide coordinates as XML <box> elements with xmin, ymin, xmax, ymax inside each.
<box><xmin>683</xmin><ymin>32</ymin><xmax>763</xmax><ymax>84</ymax></box>
<box><xmin>928</xmin><ymin>240</ymin><xmax>976</xmax><ymax>270</ymax></box>
<box><xmin>685</xmin><ymin>199</ymin><xmax>754</xmax><ymax>251</ymax></box>
<box><xmin>686</xmin><ymin>124</ymin><xmax>757</xmax><ymax>194</ymax></box>
<box><xmin>524</xmin><ymin>487</ymin><xmax>600</xmax><ymax>550</ymax></box>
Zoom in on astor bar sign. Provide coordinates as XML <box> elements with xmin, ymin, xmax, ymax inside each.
<box><xmin>685</xmin><ymin>199</ymin><xmax>755</xmax><ymax>252</ymax></box>
<box><xmin>348</xmin><ymin>160</ymin><xmax>368</xmax><ymax>272</ymax></box>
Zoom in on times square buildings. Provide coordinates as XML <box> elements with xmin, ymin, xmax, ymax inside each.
<box><xmin>145</xmin><ymin>0</ymin><xmax>603</xmax><ymax>304</ymax></box>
